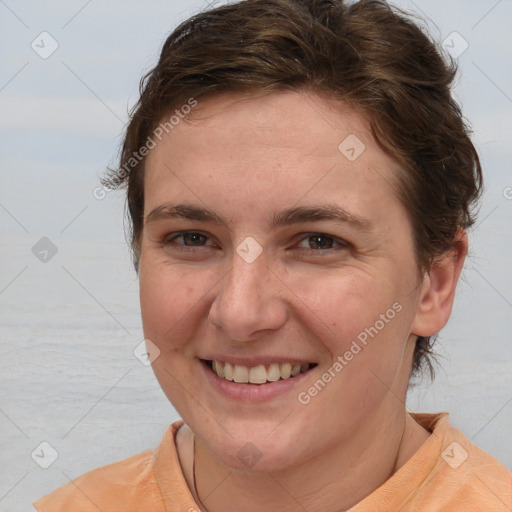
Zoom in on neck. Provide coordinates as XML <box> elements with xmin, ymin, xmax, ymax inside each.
<box><xmin>192</xmin><ymin>408</ymin><xmax>430</xmax><ymax>512</ymax></box>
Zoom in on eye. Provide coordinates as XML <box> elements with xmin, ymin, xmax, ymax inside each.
<box><xmin>165</xmin><ymin>231</ymin><xmax>214</xmax><ymax>248</ymax></box>
<box><xmin>296</xmin><ymin>233</ymin><xmax>348</xmax><ymax>251</ymax></box>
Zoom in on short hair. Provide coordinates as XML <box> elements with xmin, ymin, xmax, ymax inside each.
<box><xmin>104</xmin><ymin>0</ymin><xmax>483</xmax><ymax>378</ymax></box>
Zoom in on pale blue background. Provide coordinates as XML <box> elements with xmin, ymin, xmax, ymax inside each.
<box><xmin>1</xmin><ymin>1</ymin><xmax>511</xmax><ymax>510</ymax></box>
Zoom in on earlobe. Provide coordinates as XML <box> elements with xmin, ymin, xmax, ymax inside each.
<box><xmin>411</xmin><ymin>229</ymin><xmax>468</xmax><ymax>337</ymax></box>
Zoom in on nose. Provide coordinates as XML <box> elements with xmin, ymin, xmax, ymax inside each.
<box><xmin>208</xmin><ymin>251</ymin><xmax>288</xmax><ymax>342</ymax></box>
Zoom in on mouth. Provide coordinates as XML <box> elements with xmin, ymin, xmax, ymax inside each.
<box><xmin>201</xmin><ymin>359</ymin><xmax>317</xmax><ymax>385</ymax></box>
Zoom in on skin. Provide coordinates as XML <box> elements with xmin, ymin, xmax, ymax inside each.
<box><xmin>139</xmin><ymin>90</ymin><xmax>467</xmax><ymax>512</ymax></box>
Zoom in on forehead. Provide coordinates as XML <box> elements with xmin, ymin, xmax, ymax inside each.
<box><xmin>143</xmin><ymin>91</ymin><xmax>404</xmax><ymax>226</ymax></box>
<box><xmin>150</xmin><ymin>90</ymin><xmax>373</xmax><ymax>162</ymax></box>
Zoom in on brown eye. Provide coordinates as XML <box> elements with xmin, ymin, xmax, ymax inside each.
<box><xmin>296</xmin><ymin>233</ymin><xmax>345</xmax><ymax>251</ymax></box>
<box><xmin>308</xmin><ymin>235</ymin><xmax>335</xmax><ymax>250</ymax></box>
<box><xmin>181</xmin><ymin>233</ymin><xmax>208</xmax><ymax>246</ymax></box>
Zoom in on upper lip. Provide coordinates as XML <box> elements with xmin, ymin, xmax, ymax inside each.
<box><xmin>199</xmin><ymin>355</ymin><xmax>317</xmax><ymax>367</ymax></box>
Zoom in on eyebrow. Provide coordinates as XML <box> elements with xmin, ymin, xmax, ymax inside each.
<box><xmin>145</xmin><ymin>203</ymin><xmax>225</xmax><ymax>225</ymax></box>
<box><xmin>145</xmin><ymin>203</ymin><xmax>374</xmax><ymax>232</ymax></box>
<box><xmin>273</xmin><ymin>205</ymin><xmax>374</xmax><ymax>231</ymax></box>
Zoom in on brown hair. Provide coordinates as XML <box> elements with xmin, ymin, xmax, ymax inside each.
<box><xmin>104</xmin><ymin>0</ymin><xmax>482</xmax><ymax>378</ymax></box>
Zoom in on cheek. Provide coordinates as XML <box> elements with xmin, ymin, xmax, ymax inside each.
<box><xmin>139</xmin><ymin>260</ymin><xmax>214</xmax><ymax>349</ymax></box>
<box><xmin>288</xmin><ymin>264</ymin><xmax>415</xmax><ymax>400</ymax></box>
<box><xmin>287</xmin><ymin>267</ymin><xmax>397</xmax><ymax>351</ymax></box>
<box><xmin>293</xmin><ymin>273</ymin><xmax>412</xmax><ymax>435</ymax></box>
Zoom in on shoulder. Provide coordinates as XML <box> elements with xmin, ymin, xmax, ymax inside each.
<box><xmin>413</xmin><ymin>413</ymin><xmax>512</xmax><ymax>511</ymax></box>
<box><xmin>34</xmin><ymin>449</ymin><xmax>161</xmax><ymax>512</ymax></box>
<box><xmin>355</xmin><ymin>413</ymin><xmax>511</xmax><ymax>512</ymax></box>
<box><xmin>34</xmin><ymin>422</ymin><xmax>186</xmax><ymax>512</ymax></box>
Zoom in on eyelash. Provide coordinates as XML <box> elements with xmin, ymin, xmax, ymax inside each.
<box><xmin>163</xmin><ymin>231</ymin><xmax>349</xmax><ymax>253</ymax></box>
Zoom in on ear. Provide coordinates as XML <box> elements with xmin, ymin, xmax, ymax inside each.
<box><xmin>411</xmin><ymin>229</ymin><xmax>468</xmax><ymax>337</ymax></box>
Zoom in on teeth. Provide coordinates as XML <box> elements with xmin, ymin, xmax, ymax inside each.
<box><xmin>233</xmin><ymin>365</ymin><xmax>249</xmax><ymax>383</ymax></box>
<box><xmin>213</xmin><ymin>360</ymin><xmax>224</xmax><ymax>378</ymax></box>
<box><xmin>224</xmin><ymin>362</ymin><xmax>234</xmax><ymax>381</ymax></box>
<box><xmin>249</xmin><ymin>365</ymin><xmax>267</xmax><ymax>384</ymax></box>
<box><xmin>267</xmin><ymin>363</ymin><xmax>281</xmax><ymax>382</ymax></box>
<box><xmin>210</xmin><ymin>360</ymin><xmax>313</xmax><ymax>384</ymax></box>
<box><xmin>280</xmin><ymin>363</ymin><xmax>292</xmax><ymax>379</ymax></box>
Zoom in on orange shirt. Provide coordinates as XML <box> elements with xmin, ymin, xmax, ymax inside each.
<box><xmin>35</xmin><ymin>413</ymin><xmax>511</xmax><ymax>512</ymax></box>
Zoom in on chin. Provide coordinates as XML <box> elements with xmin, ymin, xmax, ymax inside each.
<box><xmin>194</xmin><ymin>419</ymin><xmax>311</xmax><ymax>473</ymax></box>
<box><xmin>213</xmin><ymin>438</ymin><xmax>304</xmax><ymax>473</ymax></box>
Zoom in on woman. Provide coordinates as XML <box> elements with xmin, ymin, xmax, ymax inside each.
<box><xmin>35</xmin><ymin>0</ymin><xmax>511</xmax><ymax>510</ymax></box>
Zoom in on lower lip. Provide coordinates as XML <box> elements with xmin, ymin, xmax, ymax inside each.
<box><xmin>200</xmin><ymin>360</ymin><xmax>314</xmax><ymax>402</ymax></box>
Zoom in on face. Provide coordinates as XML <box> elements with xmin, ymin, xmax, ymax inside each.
<box><xmin>139</xmin><ymin>91</ymin><xmax>425</xmax><ymax>472</ymax></box>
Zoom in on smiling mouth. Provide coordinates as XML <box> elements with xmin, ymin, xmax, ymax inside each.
<box><xmin>202</xmin><ymin>360</ymin><xmax>317</xmax><ymax>385</ymax></box>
